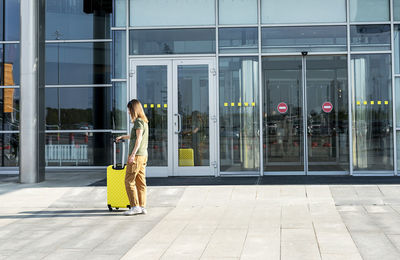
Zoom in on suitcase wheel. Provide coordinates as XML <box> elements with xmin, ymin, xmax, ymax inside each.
<box><xmin>127</xmin><ymin>205</ymin><xmax>131</xmax><ymax>209</ymax></box>
<box><xmin>116</xmin><ymin>207</ymin><xmax>119</xmax><ymax>210</ymax></box>
<box><xmin>107</xmin><ymin>205</ymin><xmax>113</xmax><ymax>212</ymax></box>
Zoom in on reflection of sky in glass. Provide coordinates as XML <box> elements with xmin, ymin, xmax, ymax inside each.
<box><xmin>2</xmin><ymin>0</ymin><xmax>20</xmax><ymax>41</ymax></box>
<box><xmin>46</xmin><ymin>0</ymin><xmax>111</xmax><ymax>40</ymax></box>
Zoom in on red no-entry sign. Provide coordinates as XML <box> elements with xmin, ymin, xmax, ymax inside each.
<box><xmin>322</xmin><ymin>102</ymin><xmax>333</xmax><ymax>113</ymax></box>
<box><xmin>277</xmin><ymin>102</ymin><xmax>288</xmax><ymax>114</ymax></box>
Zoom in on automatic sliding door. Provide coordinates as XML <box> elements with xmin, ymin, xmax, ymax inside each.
<box><xmin>263</xmin><ymin>57</ymin><xmax>304</xmax><ymax>172</ymax></box>
<box><xmin>306</xmin><ymin>56</ymin><xmax>349</xmax><ymax>172</ymax></box>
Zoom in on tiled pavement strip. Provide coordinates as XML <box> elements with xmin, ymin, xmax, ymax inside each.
<box><xmin>0</xmin><ymin>173</ymin><xmax>400</xmax><ymax>259</ymax></box>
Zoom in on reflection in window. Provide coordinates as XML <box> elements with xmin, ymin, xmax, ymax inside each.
<box><xmin>0</xmin><ymin>133</ymin><xmax>19</xmax><ymax>166</ymax></box>
<box><xmin>219</xmin><ymin>28</ymin><xmax>258</xmax><ymax>54</ymax></box>
<box><xmin>219</xmin><ymin>57</ymin><xmax>259</xmax><ymax>172</ymax></box>
<box><xmin>261</xmin><ymin>0</ymin><xmax>346</xmax><ymax>24</ymax></box>
<box><xmin>395</xmin><ymin>0</ymin><xmax>400</xmax><ymax>21</ymax></box>
<box><xmin>350</xmin><ymin>0</ymin><xmax>389</xmax><ymax>22</ymax></box>
<box><xmin>219</xmin><ymin>0</ymin><xmax>257</xmax><ymax>25</ymax></box>
<box><xmin>113</xmin><ymin>0</ymin><xmax>126</xmax><ymax>27</ymax></box>
<box><xmin>130</xmin><ymin>29</ymin><xmax>216</xmax><ymax>55</ymax></box>
<box><xmin>0</xmin><ymin>88</ymin><xmax>19</xmax><ymax>131</ymax></box>
<box><xmin>350</xmin><ymin>25</ymin><xmax>391</xmax><ymax>51</ymax></box>
<box><xmin>46</xmin><ymin>42</ymin><xmax>111</xmax><ymax>85</ymax></box>
<box><xmin>45</xmin><ymin>87</ymin><xmax>112</xmax><ymax>130</ymax></box>
<box><xmin>395</xmin><ymin>26</ymin><xmax>400</xmax><ymax>74</ymax></box>
<box><xmin>351</xmin><ymin>54</ymin><xmax>393</xmax><ymax>171</ymax></box>
<box><xmin>130</xmin><ymin>0</ymin><xmax>215</xmax><ymax>27</ymax></box>
<box><xmin>0</xmin><ymin>44</ymin><xmax>20</xmax><ymax>86</ymax></box>
<box><xmin>136</xmin><ymin>66</ymin><xmax>168</xmax><ymax>166</ymax></box>
<box><xmin>113</xmin><ymin>31</ymin><xmax>126</xmax><ymax>79</ymax></box>
<box><xmin>0</xmin><ymin>0</ymin><xmax>20</xmax><ymax>41</ymax></box>
<box><xmin>396</xmin><ymin>78</ymin><xmax>400</xmax><ymax>128</ymax></box>
<box><xmin>112</xmin><ymin>82</ymin><xmax>127</xmax><ymax>131</ymax></box>
<box><xmin>262</xmin><ymin>26</ymin><xmax>347</xmax><ymax>53</ymax></box>
<box><xmin>46</xmin><ymin>132</ymin><xmax>113</xmax><ymax>166</ymax></box>
<box><xmin>46</xmin><ymin>0</ymin><xmax>111</xmax><ymax>40</ymax></box>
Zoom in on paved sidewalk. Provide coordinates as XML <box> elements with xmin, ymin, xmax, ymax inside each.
<box><xmin>0</xmin><ymin>173</ymin><xmax>400</xmax><ymax>259</ymax></box>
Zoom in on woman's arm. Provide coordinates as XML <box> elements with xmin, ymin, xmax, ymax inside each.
<box><xmin>128</xmin><ymin>129</ymin><xmax>143</xmax><ymax>163</ymax></box>
<box><xmin>116</xmin><ymin>135</ymin><xmax>130</xmax><ymax>142</ymax></box>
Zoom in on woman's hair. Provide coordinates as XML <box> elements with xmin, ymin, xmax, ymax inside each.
<box><xmin>127</xmin><ymin>99</ymin><xmax>149</xmax><ymax>123</ymax></box>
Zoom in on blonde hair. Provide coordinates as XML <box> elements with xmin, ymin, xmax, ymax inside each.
<box><xmin>127</xmin><ymin>99</ymin><xmax>149</xmax><ymax>123</ymax></box>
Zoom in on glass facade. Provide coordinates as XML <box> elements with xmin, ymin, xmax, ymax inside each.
<box><xmin>351</xmin><ymin>54</ymin><xmax>393</xmax><ymax>171</ymax></box>
<box><xmin>219</xmin><ymin>57</ymin><xmax>259</xmax><ymax>172</ymax></box>
<box><xmin>4</xmin><ymin>0</ymin><xmax>400</xmax><ymax>175</ymax></box>
<box><xmin>1</xmin><ymin>0</ymin><xmax>19</xmax><ymax>167</ymax></box>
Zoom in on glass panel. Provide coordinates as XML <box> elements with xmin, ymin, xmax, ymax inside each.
<box><xmin>352</xmin><ymin>54</ymin><xmax>393</xmax><ymax>171</ymax></box>
<box><xmin>396</xmin><ymin>78</ymin><xmax>400</xmax><ymax>127</ymax></box>
<box><xmin>45</xmin><ymin>87</ymin><xmax>112</xmax><ymax>130</ymax></box>
<box><xmin>0</xmin><ymin>88</ymin><xmax>19</xmax><ymax>131</ymax></box>
<box><xmin>129</xmin><ymin>29</ymin><xmax>216</xmax><ymax>55</ymax></box>
<box><xmin>137</xmin><ymin>66</ymin><xmax>168</xmax><ymax>167</ymax></box>
<box><xmin>219</xmin><ymin>28</ymin><xmax>258</xmax><ymax>54</ymax></box>
<box><xmin>397</xmin><ymin>131</ymin><xmax>400</xmax><ymax>172</ymax></box>
<box><xmin>130</xmin><ymin>0</ymin><xmax>215</xmax><ymax>27</ymax></box>
<box><xmin>46</xmin><ymin>42</ymin><xmax>111</xmax><ymax>85</ymax></box>
<box><xmin>395</xmin><ymin>26</ymin><xmax>400</xmax><ymax>74</ymax></box>
<box><xmin>263</xmin><ymin>57</ymin><xmax>304</xmax><ymax>172</ymax></box>
<box><xmin>350</xmin><ymin>25</ymin><xmax>391</xmax><ymax>51</ymax></box>
<box><xmin>350</xmin><ymin>0</ymin><xmax>389</xmax><ymax>22</ymax></box>
<box><xmin>219</xmin><ymin>57</ymin><xmax>259</xmax><ymax>172</ymax></box>
<box><xmin>395</xmin><ymin>0</ymin><xmax>400</xmax><ymax>21</ymax></box>
<box><xmin>261</xmin><ymin>0</ymin><xmax>346</xmax><ymax>24</ymax></box>
<box><xmin>113</xmin><ymin>82</ymin><xmax>127</xmax><ymax>130</ymax></box>
<box><xmin>0</xmin><ymin>133</ymin><xmax>19</xmax><ymax>166</ymax></box>
<box><xmin>45</xmin><ymin>88</ymin><xmax>59</xmax><ymax>130</ymax></box>
<box><xmin>46</xmin><ymin>0</ymin><xmax>111</xmax><ymax>40</ymax></box>
<box><xmin>178</xmin><ymin>65</ymin><xmax>209</xmax><ymax>167</ymax></box>
<box><xmin>0</xmin><ymin>0</ymin><xmax>20</xmax><ymax>41</ymax></box>
<box><xmin>262</xmin><ymin>26</ymin><xmax>347</xmax><ymax>53</ymax></box>
<box><xmin>113</xmin><ymin>31</ymin><xmax>126</xmax><ymax>79</ymax></box>
<box><xmin>46</xmin><ymin>132</ymin><xmax>112</xmax><ymax>166</ymax></box>
<box><xmin>113</xmin><ymin>0</ymin><xmax>126</xmax><ymax>27</ymax></box>
<box><xmin>307</xmin><ymin>56</ymin><xmax>349</xmax><ymax>172</ymax></box>
<box><xmin>0</xmin><ymin>44</ymin><xmax>20</xmax><ymax>86</ymax></box>
<box><xmin>219</xmin><ymin>0</ymin><xmax>257</xmax><ymax>25</ymax></box>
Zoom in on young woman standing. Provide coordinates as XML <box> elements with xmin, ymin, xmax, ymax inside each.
<box><xmin>116</xmin><ymin>99</ymin><xmax>149</xmax><ymax>216</ymax></box>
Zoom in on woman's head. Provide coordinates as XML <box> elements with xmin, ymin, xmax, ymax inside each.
<box><xmin>127</xmin><ymin>99</ymin><xmax>149</xmax><ymax>123</ymax></box>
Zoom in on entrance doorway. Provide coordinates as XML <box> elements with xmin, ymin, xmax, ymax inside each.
<box><xmin>130</xmin><ymin>58</ymin><xmax>217</xmax><ymax>177</ymax></box>
<box><xmin>263</xmin><ymin>55</ymin><xmax>349</xmax><ymax>174</ymax></box>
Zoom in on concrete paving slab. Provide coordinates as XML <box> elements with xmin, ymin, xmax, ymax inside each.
<box><xmin>161</xmin><ymin>234</ymin><xmax>211</xmax><ymax>259</ymax></box>
<box><xmin>201</xmin><ymin>228</ymin><xmax>248</xmax><ymax>258</ymax></box>
<box><xmin>281</xmin><ymin>240</ymin><xmax>321</xmax><ymax>260</ymax></box>
<box><xmin>387</xmin><ymin>234</ymin><xmax>400</xmax><ymax>251</ymax></box>
<box><xmin>241</xmin><ymin>230</ymin><xmax>280</xmax><ymax>260</ymax></box>
<box><xmin>349</xmin><ymin>232</ymin><xmax>400</xmax><ymax>260</ymax></box>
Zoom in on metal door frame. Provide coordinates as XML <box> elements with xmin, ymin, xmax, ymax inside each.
<box><xmin>129</xmin><ymin>57</ymin><xmax>217</xmax><ymax>177</ymax></box>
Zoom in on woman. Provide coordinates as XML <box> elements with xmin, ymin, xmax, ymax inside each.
<box><xmin>116</xmin><ymin>99</ymin><xmax>149</xmax><ymax>216</ymax></box>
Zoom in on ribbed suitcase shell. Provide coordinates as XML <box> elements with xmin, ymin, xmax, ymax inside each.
<box><xmin>107</xmin><ymin>165</ymin><xmax>130</xmax><ymax>211</ymax></box>
<box><xmin>107</xmin><ymin>141</ymin><xmax>130</xmax><ymax>211</ymax></box>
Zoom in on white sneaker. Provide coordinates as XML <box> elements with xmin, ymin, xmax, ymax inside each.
<box><xmin>124</xmin><ymin>206</ymin><xmax>142</xmax><ymax>216</ymax></box>
<box><xmin>141</xmin><ymin>207</ymin><xmax>147</xmax><ymax>215</ymax></box>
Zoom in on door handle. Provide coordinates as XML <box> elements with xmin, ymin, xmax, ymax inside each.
<box><xmin>175</xmin><ymin>113</ymin><xmax>182</xmax><ymax>134</ymax></box>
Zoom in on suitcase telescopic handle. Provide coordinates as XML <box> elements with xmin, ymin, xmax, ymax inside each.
<box><xmin>113</xmin><ymin>139</ymin><xmax>126</xmax><ymax>169</ymax></box>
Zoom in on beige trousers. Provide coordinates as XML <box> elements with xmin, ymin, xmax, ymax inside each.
<box><xmin>125</xmin><ymin>155</ymin><xmax>148</xmax><ymax>207</ymax></box>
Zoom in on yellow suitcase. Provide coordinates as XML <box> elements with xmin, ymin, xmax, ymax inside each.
<box><xmin>107</xmin><ymin>140</ymin><xmax>130</xmax><ymax>211</ymax></box>
<box><xmin>179</xmin><ymin>148</ymin><xmax>194</xmax><ymax>166</ymax></box>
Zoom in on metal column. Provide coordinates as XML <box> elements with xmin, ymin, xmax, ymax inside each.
<box><xmin>19</xmin><ymin>0</ymin><xmax>46</xmax><ymax>183</ymax></box>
